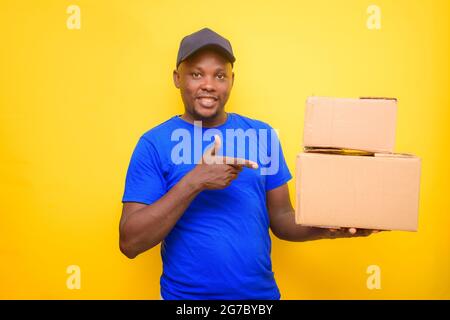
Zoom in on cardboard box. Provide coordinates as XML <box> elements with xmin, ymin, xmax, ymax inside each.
<box><xmin>295</xmin><ymin>152</ymin><xmax>421</xmax><ymax>231</ymax></box>
<box><xmin>303</xmin><ymin>97</ymin><xmax>397</xmax><ymax>153</ymax></box>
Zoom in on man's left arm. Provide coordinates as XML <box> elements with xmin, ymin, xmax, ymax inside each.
<box><xmin>267</xmin><ymin>183</ymin><xmax>379</xmax><ymax>241</ymax></box>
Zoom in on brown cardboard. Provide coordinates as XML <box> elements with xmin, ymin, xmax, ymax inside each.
<box><xmin>295</xmin><ymin>152</ymin><xmax>421</xmax><ymax>231</ymax></box>
<box><xmin>303</xmin><ymin>97</ymin><xmax>397</xmax><ymax>153</ymax></box>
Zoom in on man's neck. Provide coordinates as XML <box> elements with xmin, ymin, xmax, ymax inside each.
<box><xmin>180</xmin><ymin>112</ymin><xmax>228</xmax><ymax>128</ymax></box>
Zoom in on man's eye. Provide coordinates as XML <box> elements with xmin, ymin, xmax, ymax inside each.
<box><xmin>192</xmin><ymin>73</ymin><xmax>201</xmax><ymax>78</ymax></box>
<box><xmin>217</xmin><ymin>74</ymin><xmax>225</xmax><ymax>79</ymax></box>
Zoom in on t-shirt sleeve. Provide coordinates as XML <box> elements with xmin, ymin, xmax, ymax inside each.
<box><xmin>264</xmin><ymin>128</ymin><xmax>292</xmax><ymax>191</ymax></box>
<box><xmin>122</xmin><ymin>136</ymin><xmax>167</xmax><ymax>205</ymax></box>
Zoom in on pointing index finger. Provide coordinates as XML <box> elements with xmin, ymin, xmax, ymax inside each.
<box><xmin>213</xmin><ymin>134</ymin><xmax>221</xmax><ymax>156</ymax></box>
<box><xmin>222</xmin><ymin>156</ymin><xmax>258</xmax><ymax>169</ymax></box>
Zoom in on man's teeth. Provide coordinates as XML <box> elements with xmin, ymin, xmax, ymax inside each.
<box><xmin>199</xmin><ymin>98</ymin><xmax>216</xmax><ymax>106</ymax></box>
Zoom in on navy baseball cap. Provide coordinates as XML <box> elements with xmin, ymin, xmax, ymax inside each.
<box><xmin>176</xmin><ymin>27</ymin><xmax>236</xmax><ymax>69</ymax></box>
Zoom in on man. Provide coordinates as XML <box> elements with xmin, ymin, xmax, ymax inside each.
<box><xmin>119</xmin><ymin>27</ymin><xmax>379</xmax><ymax>300</ymax></box>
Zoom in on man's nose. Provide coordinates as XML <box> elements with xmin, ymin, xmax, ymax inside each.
<box><xmin>199</xmin><ymin>75</ymin><xmax>216</xmax><ymax>91</ymax></box>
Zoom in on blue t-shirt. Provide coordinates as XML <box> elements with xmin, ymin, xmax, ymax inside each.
<box><xmin>122</xmin><ymin>113</ymin><xmax>292</xmax><ymax>299</ymax></box>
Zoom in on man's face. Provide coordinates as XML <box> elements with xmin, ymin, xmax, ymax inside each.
<box><xmin>173</xmin><ymin>48</ymin><xmax>234</xmax><ymax>121</ymax></box>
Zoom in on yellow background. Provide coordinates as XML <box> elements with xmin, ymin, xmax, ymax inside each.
<box><xmin>1</xmin><ymin>0</ymin><xmax>449</xmax><ymax>299</ymax></box>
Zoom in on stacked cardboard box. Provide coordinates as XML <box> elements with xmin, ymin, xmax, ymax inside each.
<box><xmin>295</xmin><ymin>97</ymin><xmax>421</xmax><ymax>231</ymax></box>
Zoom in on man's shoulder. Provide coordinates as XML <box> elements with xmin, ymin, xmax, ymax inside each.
<box><xmin>140</xmin><ymin>116</ymin><xmax>179</xmax><ymax>142</ymax></box>
<box><xmin>232</xmin><ymin>113</ymin><xmax>273</xmax><ymax>130</ymax></box>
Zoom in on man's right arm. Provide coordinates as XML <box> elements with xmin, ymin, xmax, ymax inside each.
<box><xmin>119</xmin><ymin>168</ymin><xmax>204</xmax><ymax>259</ymax></box>
<box><xmin>119</xmin><ymin>135</ymin><xmax>257</xmax><ymax>259</ymax></box>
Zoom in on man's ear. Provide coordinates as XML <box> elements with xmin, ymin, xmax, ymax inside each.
<box><xmin>173</xmin><ymin>69</ymin><xmax>180</xmax><ymax>89</ymax></box>
<box><xmin>231</xmin><ymin>72</ymin><xmax>235</xmax><ymax>87</ymax></box>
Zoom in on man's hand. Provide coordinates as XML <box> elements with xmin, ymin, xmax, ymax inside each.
<box><xmin>187</xmin><ymin>135</ymin><xmax>258</xmax><ymax>191</ymax></box>
<box><xmin>328</xmin><ymin>227</ymin><xmax>385</xmax><ymax>239</ymax></box>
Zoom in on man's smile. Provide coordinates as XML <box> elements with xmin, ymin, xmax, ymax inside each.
<box><xmin>197</xmin><ymin>96</ymin><xmax>218</xmax><ymax>108</ymax></box>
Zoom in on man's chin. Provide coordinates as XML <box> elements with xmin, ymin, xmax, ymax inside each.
<box><xmin>193</xmin><ymin>107</ymin><xmax>220</xmax><ymax>121</ymax></box>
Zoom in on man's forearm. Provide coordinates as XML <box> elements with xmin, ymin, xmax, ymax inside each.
<box><xmin>270</xmin><ymin>210</ymin><xmax>332</xmax><ymax>242</ymax></box>
<box><xmin>120</xmin><ymin>170</ymin><xmax>203</xmax><ymax>258</ymax></box>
